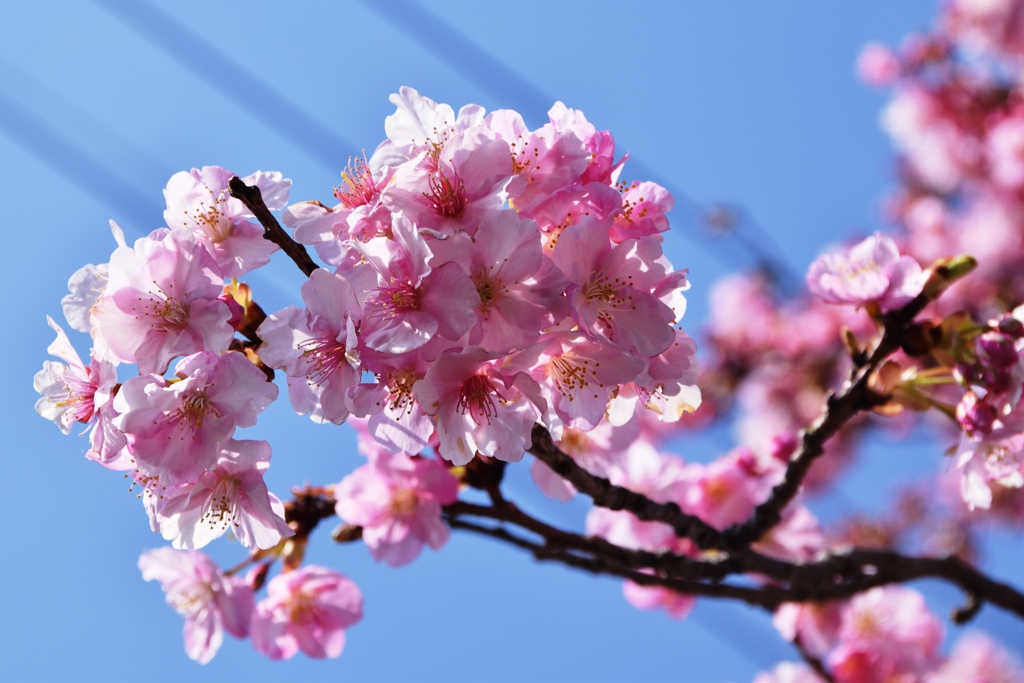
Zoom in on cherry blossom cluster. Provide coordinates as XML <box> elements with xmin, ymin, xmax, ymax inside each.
<box><xmin>759</xmin><ymin>585</ymin><xmax>1022</xmax><ymax>682</ymax></box>
<box><xmin>140</xmin><ymin>548</ymin><xmax>362</xmax><ymax>663</ymax></box>
<box><xmin>271</xmin><ymin>87</ymin><xmax>698</xmax><ymax>466</ymax></box>
<box><xmin>35</xmin><ymin>88</ymin><xmax>702</xmax><ymax>663</ymax></box>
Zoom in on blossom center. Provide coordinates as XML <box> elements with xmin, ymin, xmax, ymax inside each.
<box><xmin>389</xmin><ymin>487</ymin><xmax>420</xmax><ymax>517</ymax></box>
<box><xmin>170</xmin><ymin>582</ymin><xmax>216</xmax><ymax>618</ymax></box>
<box><xmin>287</xmin><ymin>590</ymin><xmax>327</xmax><ymax>626</ymax></box>
<box><xmin>474</xmin><ymin>273</ymin><xmax>505</xmax><ymax>315</ymax></box>
<box><xmin>385</xmin><ymin>370</ymin><xmax>419</xmax><ymax>417</ymax></box>
<box><xmin>175</xmin><ymin>392</ymin><xmax>217</xmax><ymax>431</ymax></box>
<box><xmin>53</xmin><ymin>375</ymin><xmax>97</xmax><ymax>424</ymax></box>
<box><xmin>457</xmin><ymin>374</ymin><xmax>500</xmax><ymax>423</ymax></box>
<box><xmin>558</xmin><ymin>428</ymin><xmax>589</xmax><ymax>456</ymax></box>
<box><xmin>157</xmin><ymin>297</ymin><xmax>190</xmax><ymax>329</ymax></box>
<box><xmin>423</xmin><ymin>169</ymin><xmax>467</xmax><ymax>218</ymax></box>
<box><xmin>299</xmin><ymin>336</ymin><xmax>353</xmax><ymax>384</ymax></box>
<box><xmin>335</xmin><ymin>154</ymin><xmax>377</xmax><ymax>209</ymax></box>
<box><xmin>195</xmin><ymin>202</ymin><xmax>235</xmax><ymax>243</ymax></box>
<box><xmin>549</xmin><ymin>355</ymin><xmax>602</xmax><ymax>400</ymax></box>
<box><xmin>366</xmin><ymin>283</ymin><xmax>422</xmax><ymax>320</ymax></box>
<box><xmin>202</xmin><ymin>476</ymin><xmax>242</xmax><ymax>531</ymax></box>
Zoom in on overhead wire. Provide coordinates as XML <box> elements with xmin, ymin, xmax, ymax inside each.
<box><xmin>358</xmin><ymin>0</ymin><xmax>802</xmax><ymax>290</ymax></box>
<box><xmin>0</xmin><ymin>86</ymin><xmax>161</xmax><ymax>228</ymax></box>
<box><xmin>92</xmin><ymin>0</ymin><xmax>358</xmax><ymax>173</ymax></box>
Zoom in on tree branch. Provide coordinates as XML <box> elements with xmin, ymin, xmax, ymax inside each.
<box><xmin>721</xmin><ymin>256</ymin><xmax>976</xmax><ymax>547</ymax></box>
<box><xmin>528</xmin><ymin>424</ymin><xmax>727</xmax><ymax>550</ymax></box>
<box><xmin>228</xmin><ymin>176</ymin><xmax>320</xmax><ymax>277</ymax></box>
<box><xmin>530</xmin><ymin>258</ymin><xmax>978</xmax><ymax>554</ymax></box>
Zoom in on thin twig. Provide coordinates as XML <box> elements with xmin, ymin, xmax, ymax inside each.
<box><xmin>228</xmin><ymin>176</ymin><xmax>320</xmax><ymax>276</ymax></box>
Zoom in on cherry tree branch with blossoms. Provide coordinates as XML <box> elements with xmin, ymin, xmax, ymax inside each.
<box><xmin>34</xmin><ymin>8</ymin><xmax>1024</xmax><ymax>674</ymax></box>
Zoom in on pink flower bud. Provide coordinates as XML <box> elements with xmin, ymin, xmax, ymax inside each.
<box><xmin>957</xmin><ymin>391</ymin><xmax>996</xmax><ymax>437</ymax></box>
<box><xmin>995</xmin><ymin>314</ymin><xmax>1024</xmax><ymax>340</ymax></box>
<box><xmin>768</xmin><ymin>433</ymin><xmax>799</xmax><ymax>463</ymax></box>
<box><xmin>977</xmin><ymin>331</ymin><xmax>1019</xmax><ymax>368</ymax></box>
<box><xmin>857</xmin><ymin>43</ymin><xmax>901</xmax><ymax>86</ymax></box>
<box><xmin>218</xmin><ymin>291</ymin><xmax>245</xmax><ymax>330</ymax></box>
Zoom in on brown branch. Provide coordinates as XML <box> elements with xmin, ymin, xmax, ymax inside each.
<box><xmin>531</xmin><ymin>258</ymin><xmax>978</xmax><ymax>553</ymax></box>
<box><xmin>720</xmin><ymin>256</ymin><xmax>977</xmax><ymax>548</ymax></box>
<box><xmin>445</xmin><ymin>500</ymin><xmax>741</xmax><ymax>582</ymax></box>
<box><xmin>444</xmin><ymin>489</ymin><xmax>1024</xmax><ymax>624</ymax></box>
<box><xmin>444</xmin><ymin>516</ymin><xmax>783</xmax><ymax>609</ymax></box>
<box><xmin>528</xmin><ymin>424</ymin><xmax>727</xmax><ymax>550</ymax></box>
<box><xmin>228</xmin><ymin>176</ymin><xmax>320</xmax><ymax>277</ymax></box>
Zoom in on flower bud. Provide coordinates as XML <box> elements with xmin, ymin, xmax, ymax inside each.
<box><xmin>954</xmin><ymin>362</ymin><xmax>977</xmax><ymax>385</ymax></box>
<box><xmin>218</xmin><ymin>291</ymin><xmax>245</xmax><ymax>330</ymax></box>
<box><xmin>981</xmin><ymin>366</ymin><xmax>1015</xmax><ymax>396</ymax></box>
<box><xmin>977</xmin><ymin>331</ymin><xmax>1019</xmax><ymax>368</ymax></box>
<box><xmin>768</xmin><ymin>433</ymin><xmax>799</xmax><ymax>463</ymax></box>
<box><xmin>957</xmin><ymin>391</ymin><xmax>996</xmax><ymax>437</ymax></box>
<box><xmin>996</xmin><ymin>314</ymin><xmax>1024</xmax><ymax>340</ymax></box>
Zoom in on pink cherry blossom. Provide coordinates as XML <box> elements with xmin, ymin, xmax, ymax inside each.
<box><xmin>680</xmin><ymin>448</ymin><xmax>776</xmax><ymax>531</ymax></box>
<box><xmin>547</xmin><ymin>101</ymin><xmax>624</xmax><ymax>186</ymax></box>
<box><xmin>348</xmin><ymin>346</ymin><xmax>435</xmax><ymax>455</ymax></box>
<box><xmin>586</xmin><ymin>441</ymin><xmax>690</xmax><ymax>552</ymax></box>
<box><xmin>154</xmin><ymin>439</ymin><xmax>294</xmax><ymax>550</ymax></box>
<box><xmin>429</xmin><ymin>209</ymin><xmax>569</xmax><ymax>353</ymax></box>
<box><xmin>139</xmin><ymin>547</ymin><xmax>254</xmax><ymax>664</ymax></box>
<box><xmin>856</xmin><ymin>43</ymin><xmax>901</xmax><ymax>86</ymax></box>
<box><xmin>929</xmin><ymin>631</ymin><xmax>1024</xmax><ymax>682</ymax></box>
<box><xmin>508</xmin><ymin>333</ymin><xmax>644</xmax><ymax>436</ymax></box>
<box><xmin>881</xmin><ymin>86</ymin><xmax>970</xmax><ymax>193</ymax></box>
<box><xmin>34</xmin><ymin>316</ymin><xmax>127</xmax><ymax>468</ymax></box>
<box><xmin>353</xmin><ymin>216</ymin><xmax>479</xmax><ymax>355</ymax></box>
<box><xmin>530</xmin><ymin>419</ymin><xmax>643</xmax><ymax>502</ymax></box>
<box><xmin>484</xmin><ymin>108</ymin><xmax>589</xmax><ymax>211</ymax></box>
<box><xmin>381</xmin><ymin>126</ymin><xmax>513</xmax><ymax>235</ymax></box>
<box><xmin>552</xmin><ymin>219</ymin><xmax>676</xmax><ymax>356</ymax></box>
<box><xmin>114</xmin><ymin>351</ymin><xmax>278</xmax><ymax>485</ymax></box>
<box><xmin>609</xmin><ymin>180</ymin><xmax>674</xmax><ymax>244</ymax></box>
<box><xmin>257</xmin><ymin>268</ymin><xmax>361</xmax><ymax>425</ymax></box>
<box><xmin>611</xmin><ymin>329</ymin><xmax>702</xmax><ymax>425</ymax></box>
<box><xmin>282</xmin><ymin>152</ymin><xmax>394</xmax><ymax>265</ymax></box>
<box><xmin>806</xmin><ymin>232</ymin><xmax>925</xmax><ymax>312</ymax></box>
<box><xmin>163</xmin><ymin>166</ymin><xmax>290</xmax><ymax>278</ymax></box>
<box><xmin>91</xmin><ymin>228</ymin><xmax>233</xmax><ymax>374</ymax></box>
<box><xmin>622</xmin><ymin>579</ymin><xmax>695</xmax><ymax>620</ymax></box>
<box><xmin>251</xmin><ymin>565</ymin><xmax>363</xmax><ymax>660</ymax></box>
<box><xmin>61</xmin><ymin>261</ymin><xmax>108</xmax><ymax>334</ymax></box>
<box><xmin>519</xmin><ymin>181</ymin><xmax>623</xmax><ymax>253</ymax></box>
<box><xmin>773</xmin><ymin>601</ymin><xmax>843</xmax><ymax>659</ymax></box>
<box><xmin>413</xmin><ymin>346</ymin><xmax>541</xmax><ymax>466</ymax></box>
<box><xmin>335</xmin><ymin>447</ymin><xmax>458</xmax><ymax>566</ymax></box>
<box><xmin>955</xmin><ymin>429</ymin><xmax>1024</xmax><ymax>509</ymax></box>
<box><xmin>827</xmin><ymin>586</ymin><xmax>945</xmax><ymax>683</ymax></box>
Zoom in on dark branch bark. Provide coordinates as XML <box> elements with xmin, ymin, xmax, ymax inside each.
<box><xmin>528</xmin><ymin>424</ymin><xmax>727</xmax><ymax>550</ymax></box>
<box><xmin>721</xmin><ymin>257</ymin><xmax>976</xmax><ymax>547</ymax></box>
<box><xmin>530</xmin><ymin>258</ymin><xmax>978</xmax><ymax>553</ymax></box>
<box><xmin>228</xmin><ymin>176</ymin><xmax>320</xmax><ymax>277</ymax></box>
<box><xmin>444</xmin><ymin>516</ymin><xmax>781</xmax><ymax>608</ymax></box>
<box><xmin>443</xmin><ymin>489</ymin><xmax>1024</xmax><ymax>623</ymax></box>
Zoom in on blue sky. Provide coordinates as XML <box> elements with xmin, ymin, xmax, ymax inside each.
<box><xmin>7</xmin><ymin>1</ymin><xmax>1020</xmax><ymax>681</ymax></box>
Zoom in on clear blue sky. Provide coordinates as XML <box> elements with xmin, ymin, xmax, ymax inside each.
<box><xmin>7</xmin><ymin>1</ymin><xmax>1019</xmax><ymax>681</ymax></box>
